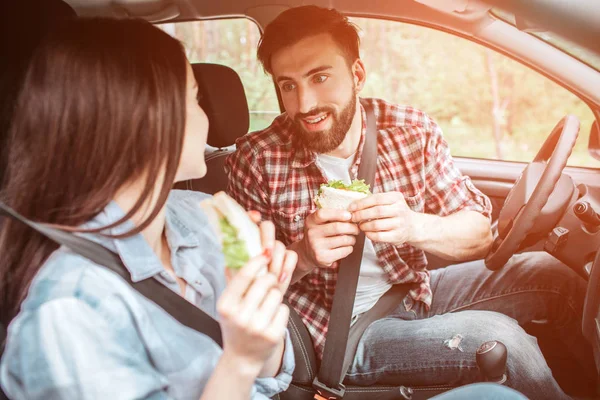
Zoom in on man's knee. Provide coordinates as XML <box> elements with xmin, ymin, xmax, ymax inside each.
<box><xmin>348</xmin><ymin>311</ymin><xmax>558</xmax><ymax>393</ymax></box>
<box><xmin>360</xmin><ymin>311</ymin><xmax>540</xmax><ymax>366</ymax></box>
<box><xmin>474</xmin><ymin>313</ymin><xmax>571</xmax><ymax>398</ymax></box>
<box><xmin>474</xmin><ymin>312</ymin><xmax>552</xmax><ymax>381</ymax></box>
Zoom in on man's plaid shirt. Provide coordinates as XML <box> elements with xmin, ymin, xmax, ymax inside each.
<box><xmin>225</xmin><ymin>97</ymin><xmax>492</xmax><ymax>359</ymax></box>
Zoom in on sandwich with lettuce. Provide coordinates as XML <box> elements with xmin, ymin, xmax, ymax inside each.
<box><xmin>200</xmin><ymin>191</ymin><xmax>266</xmax><ymax>274</ymax></box>
<box><xmin>314</xmin><ymin>179</ymin><xmax>372</xmax><ymax>210</ymax></box>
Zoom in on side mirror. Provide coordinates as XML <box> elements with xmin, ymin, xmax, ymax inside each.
<box><xmin>589</xmin><ymin>120</ymin><xmax>600</xmax><ymax>162</ymax></box>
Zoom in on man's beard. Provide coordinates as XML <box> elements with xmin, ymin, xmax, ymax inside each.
<box><xmin>292</xmin><ymin>93</ymin><xmax>357</xmax><ymax>154</ymax></box>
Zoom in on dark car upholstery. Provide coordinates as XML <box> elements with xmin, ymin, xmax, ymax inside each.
<box><xmin>174</xmin><ymin>63</ymin><xmax>251</xmax><ymax>195</ymax></box>
<box><xmin>0</xmin><ymin>0</ymin><xmax>76</xmax><ymax>188</ymax></box>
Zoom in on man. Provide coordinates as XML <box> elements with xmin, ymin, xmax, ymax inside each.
<box><xmin>226</xmin><ymin>6</ymin><xmax>591</xmax><ymax>399</ymax></box>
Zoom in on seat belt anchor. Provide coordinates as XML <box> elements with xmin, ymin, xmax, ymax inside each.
<box><xmin>312</xmin><ymin>377</ymin><xmax>346</xmax><ymax>400</ymax></box>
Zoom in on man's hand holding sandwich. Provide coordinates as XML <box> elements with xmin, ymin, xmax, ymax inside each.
<box><xmin>349</xmin><ymin>191</ymin><xmax>416</xmax><ymax>247</ymax></box>
<box><xmin>290</xmin><ymin>179</ymin><xmax>492</xmax><ymax>283</ymax></box>
<box><xmin>349</xmin><ymin>190</ymin><xmax>492</xmax><ymax>262</ymax></box>
<box><xmin>288</xmin><ymin>180</ymin><xmax>370</xmax><ymax>283</ymax></box>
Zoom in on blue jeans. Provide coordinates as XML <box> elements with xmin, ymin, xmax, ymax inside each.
<box><xmin>345</xmin><ymin>252</ymin><xmax>592</xmax><ymax>400</ymax></box>
<box><xmin>432</xmin><ymin>383</ymin><xmax>527</xmax><ymax>399</ymax></box>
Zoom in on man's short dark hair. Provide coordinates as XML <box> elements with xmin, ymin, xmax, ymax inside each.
<box><xmin>257</xmin><ymin>5</ymin><xmax>361</xmax><ymax>75</ymax></box>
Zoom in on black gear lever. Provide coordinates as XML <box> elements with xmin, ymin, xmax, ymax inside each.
<box><xmin>476</xmin><ymin>340</ymin><xmax>508</xmax><ymax>384</ymax></box>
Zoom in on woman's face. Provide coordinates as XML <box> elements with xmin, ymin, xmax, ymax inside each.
<box><xmin>175</xmin><ymin>62</ymin><xmax>209</xmax><ymax>182</ymax></box>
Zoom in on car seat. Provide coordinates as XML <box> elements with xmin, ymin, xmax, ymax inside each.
<box><xmin>174</xmin><ymin>63</ymin><xmax>250</xmax><ymax>195</ymax></box>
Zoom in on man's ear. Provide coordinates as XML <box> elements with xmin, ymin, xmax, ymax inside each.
<box><xmin>352</xmin><ymin>59</ymin><xmax>366</xmax><ymax>92</ymax></box>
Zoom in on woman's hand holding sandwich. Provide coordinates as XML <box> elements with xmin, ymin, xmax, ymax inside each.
<box><xmin>216</xmin><ymin>219</ymin><xmax>297</xmax><ymax>382</ymax></box>
<box><xmin>201</xmin><ymin>192</ymin><xmax>295</xmax><ymax>290</ymax></box>
<box><xmin>349</xmin><ymin>191</ymin><xmax>416</xmax><ymax>246</ymax></box>
<box><xmin>256</xmin><ymin>215</ymin><xmax>296</xmax><ymax>293</ymax></box>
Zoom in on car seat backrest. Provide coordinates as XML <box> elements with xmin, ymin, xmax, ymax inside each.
<box><xmin>174</xmin><ymin>63</ymin><xmax>250</xmax><ymax>195</ymax></box>
<box><xmin>0</xmin><ymin>0</ymin><xmax>76</xmax><ymax>188</ymax></box>
<box><xmin>0</xmin><ymin>218</ymin><xmax>7</xmax><ymax>400</ymax></box>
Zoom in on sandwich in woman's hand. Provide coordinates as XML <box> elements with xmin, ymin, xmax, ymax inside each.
<box><xmin>314</xmin><ymin>179</ymin><xmax>372</xmax><ymax>210</ymax></box>
<box><xmin>200</xmin><ymin>191</ymin><xmax>266</xmax><ymax>274</ymax></box>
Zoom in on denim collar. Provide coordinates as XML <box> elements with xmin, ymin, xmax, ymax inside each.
<box><xmin>81</xmin><ymin>196</ymin><xmax>199</xmax><ymax>283</ymax></box>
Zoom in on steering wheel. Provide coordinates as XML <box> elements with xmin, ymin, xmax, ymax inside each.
<box><xmin>485</xmin><ymin>115</ymin><xmax>580</xmax><ymax>270</ymax></box>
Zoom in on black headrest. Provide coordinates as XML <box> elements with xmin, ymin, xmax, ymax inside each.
<box><xmin>192</xmin><ymin>63</ymin><xmax>249</xmax><ymax>148</ymax></box>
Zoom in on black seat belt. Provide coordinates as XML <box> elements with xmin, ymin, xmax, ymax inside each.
<box><xmin>312</xmin><ymin>100</ymin><xmax>413</xmax><ymax>400</ymax></box>
<box><xmin>0</xmin><ymin>202</ymin><xmax>223</xmax><ymax>347</ymax></box>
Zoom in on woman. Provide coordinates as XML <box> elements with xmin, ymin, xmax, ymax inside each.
<box><xmin>0</xmin><ymin>18</ymin><xmax>296</xmax><ymax>399</ymax></box>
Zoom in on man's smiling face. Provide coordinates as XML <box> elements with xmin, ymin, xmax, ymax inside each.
<box><xmin>271</xmin><ymin>33</ymin><xmax>359</xmax><ymax>153</ymax></box>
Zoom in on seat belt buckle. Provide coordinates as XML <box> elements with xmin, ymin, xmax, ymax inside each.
<box><xmin>312</xmin><ymin>377</ymin><xmax>346</xmax><ymax>400</ymax></box>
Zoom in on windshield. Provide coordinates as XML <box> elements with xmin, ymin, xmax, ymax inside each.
<box><xmin>492</xmin><ymin>9</ymin><xmax>600</xmax><ymax>72</ymax></box>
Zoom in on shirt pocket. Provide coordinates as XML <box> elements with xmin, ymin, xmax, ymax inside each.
<box><xmin>271</xmin><ymin>207</ymin><xmax>312</xmax><ymax>245</ymax></box>
<box><xmin>378</xmin><ymin>170</ymin><xmax>424</xmax><ymax>213</ymax></box>
<box><xmin>404</xmin><ymin>191</ymin><xmax>424</xmax><ymax>213</ymax></box>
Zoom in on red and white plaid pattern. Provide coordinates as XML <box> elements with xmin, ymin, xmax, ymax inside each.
<box><xmin>225</xmin><ymin>98</ymin><xmax>492</xmax><ymax>359</ymax></box>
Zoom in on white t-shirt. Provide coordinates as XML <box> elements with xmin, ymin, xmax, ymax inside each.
<box><xmin>315</xmin><ymin>153</ymin><xmax>392</xmax><ymax>321</ymax></box>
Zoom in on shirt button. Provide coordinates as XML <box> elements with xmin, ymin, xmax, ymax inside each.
<box><xmin>294</xmin><ymin>215</ymin><xmax>300</xmax><ymax>222</ymax></box>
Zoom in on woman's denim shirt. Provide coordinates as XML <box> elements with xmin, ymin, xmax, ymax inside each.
<box><xmin>0</xmin><ymin>190</ymin><xmax>294</xmax><ymax>399</ymax></box>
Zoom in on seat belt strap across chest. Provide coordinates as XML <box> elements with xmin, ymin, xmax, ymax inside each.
<box><xmin>0</xmin><ymin>202</ymin><xmax>223</xmax><ymax>346</ymax></box>
<box><xmin>313</xmin><ymin>99</ymin><xmax>378</xmax><ymax>399</ymax></box>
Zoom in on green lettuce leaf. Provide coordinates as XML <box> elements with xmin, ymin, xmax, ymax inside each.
<box><xmin>317</xmin><ymin>179</ymin><xmax>371</xmax><ymax>196</ymax></box>
<box><xmin>219</xmin><ymin>217</ymin><xmax>249</xmax><ymax>270</ymax></box>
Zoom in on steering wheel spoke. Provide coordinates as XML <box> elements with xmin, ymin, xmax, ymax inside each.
<box><xmin>485</xmin><ymin>115</ymin><xmax>580</xmax><ymax>270</ymax></box>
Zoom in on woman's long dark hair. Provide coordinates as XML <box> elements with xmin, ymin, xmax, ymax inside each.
<box><xmin>0</xmin><ymin>18</ymin><xmax>188</xmax><ymax>325</ymax></box>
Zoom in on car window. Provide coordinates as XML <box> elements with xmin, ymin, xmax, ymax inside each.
<box><xmin>352</xmin><ymin>17</ymin><xmax>598</xmax><ymax>168</ymax></box>
<box><xmin>159</xmin><ymin>19</ymin><xmax>279</xmax><ymax>132</ymax></box>
<box><xmin>491</xmin><ymin>9</ymin><xmax>600</xmax><ymax>72</ymax></box>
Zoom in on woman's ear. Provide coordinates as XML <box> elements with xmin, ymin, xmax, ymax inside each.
<box><xmin>352</xmin><ymin>59</ymin><xmax>366</xmax><ymax>92</ymax></box>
